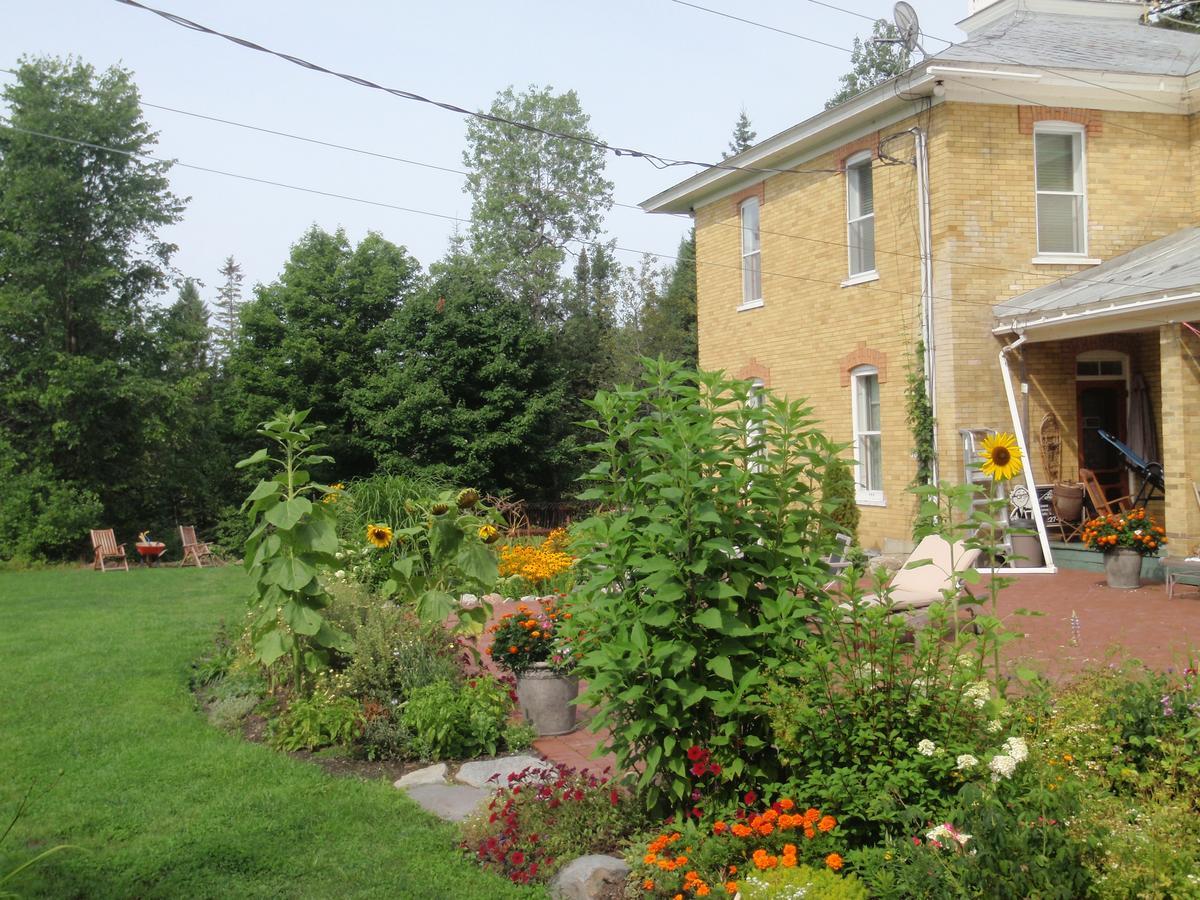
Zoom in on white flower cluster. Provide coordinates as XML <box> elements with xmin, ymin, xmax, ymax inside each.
<box><xmin>329</xmin><ymin>545</ymin><xmax>373</xmax><ymax>583</ymax></box>
<box><xmin>917</xmin><ymin>739</ymin><xmax>937</xmax><ymax>756</ymax></box>
<box><xmin>987</xmin><ymin>735</ymin><xmax>1029</xmax><ymax>782</ymax></box>
<box><xmin>963</xmin><ymin>681</ymin><xmax>991</xmax><ymax>709</ymax></box>
<box><xmin>956</xmin><ymin>754</ymin><xmax>978</xmax><ymax>770</ymax></box>
<box><xmin>926</xmin><ymin>822</ymin><xmax>972</xmax><ymax>849</ymax></box>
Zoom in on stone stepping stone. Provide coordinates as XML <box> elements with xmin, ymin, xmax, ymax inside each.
<box><xmin>455</xmin><ymin>754</ymin><xmax>546</xmax><ymax>789</ymax></box>
<box><xmin>393</xmin><ymin>763</ymin><xmax>447</xmax><ymax>789</ymax></box>
<box><xmin>549</xmin><ymin>855</ymin><xmax>631</xmax><ymax>899</ymax></box>
<box><xmin>402</xmin><ymin>783</ymin><xmax>491</xmax><ymax>822</ymax></box>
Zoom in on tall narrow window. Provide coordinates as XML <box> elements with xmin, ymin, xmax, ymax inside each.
<box><xmin>740</xmin><ymin>196</ymin><xmax>762</xmax><ymax>306</ymax></box>
<box><xmin>1034</xmin><ymin>124</ymin><xmax>1086</xmax><ymax>255</ymax></box>
<box><xmin>846</xmin><ymin>152</ymin><xmax>875</xmax><ymax>277</ymax></box>
<box><xmin>851</xmin><ymin>366</ymin><xmax>883</xmax><ymax>503</ymax></box>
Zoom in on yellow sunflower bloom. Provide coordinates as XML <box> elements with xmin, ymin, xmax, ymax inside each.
<box><xmin>478</xmin><ymin>524</ymin><xmax>500</xmax><ymax>544</ymax></box>
<box><xmin>365</xmin><ymin>523</ymin><xmax>394</xmax><ymax>549</ymax></box>
<box><xmin>980</xmin><ymin>432</ymin><xmax>1023</xmax><ymax>481</ymax></box>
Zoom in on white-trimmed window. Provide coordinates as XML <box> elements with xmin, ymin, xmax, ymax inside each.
<box><xmin>1034</xmin><ymin>123</ymin><xmax>1087</xmax><ymax>256</ymax></box>
<box><xmin>747</xmin><ymin>378</ymin><xmax>765</xmax><ymax>470</ymax></box>
<box><xmin>851</xmin><ymin>366</ymin><xmax>883</xmax><ymax>503</ymax></box>
<box><xmin>739</xmin><ymin>196</ymin><xmax>762</xmax><ymax>307</ymax></box>
<box><xmin>845</xmin><ymin>152</ymin><xmax>876</xmax><ymax>277</ymax></box>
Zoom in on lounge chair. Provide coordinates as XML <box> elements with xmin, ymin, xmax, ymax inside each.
<box><xmin>1080</xmin><ymin>468</ymin><xmax>1132</xmax><ymax>517</ymax></box>
<box><xmin>823</xmin><ymin>533</ymin><xmax>853</xmax><ymax>580</ymax></box>
<box><xmin>91</xmin><ymin>529</ymin><xmax>129</xmax><ymax>572</ymax></box>
<box><xmin>855</xmin><ymin>535</ymin><xmax>982</xmax><ymax>628</ymax></box>
<box><xmin>179</xmin><ymin>525</ymin><xmax>217</xmax><ymax>567</ymax></box>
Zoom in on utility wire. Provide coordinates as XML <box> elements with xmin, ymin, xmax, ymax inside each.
<box><xmin>667</xmin><ymin>0</ymin><xmax>852</xmax><ymax>52</ymax></box>
<box><xmin>0</xmin><ymin>117</ymin><xmax>1167</xmax><ymax>318</ymax></box>
<box><xmin>107</xmin><ymin>0</ymin><xmax>842</xmax><ymax>178</ymax></box>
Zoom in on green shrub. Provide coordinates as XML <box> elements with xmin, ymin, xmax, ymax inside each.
<box><xmin>359</xmin><ymin>711</ymin><xmax>413</xmax><ymax>761</ymax></box>
<box><xmin>0</xmin><ymin>438</ymin><xmax>103</xmax><ymax>562</ymax></box>
<box><xmin>344</xmin><ymin>604</ymin><xmax>462</xmax><ymax>705</ymax></box>
<box><xmin>272</xmin><ymin>687</ymin><xmax>363</xmax><ymax>751</ymax></box>
<box><xmin>188</xmin><ymin>624</ymin><xmax>237</xmax><ymax>690</ymax></box>
<box><xmin>401</xmin><ymin>677</ymin><xmax>514</xmax><ymax>760</ymax></box>
<box><xmin>463</xmin><ymin>763</ymin><xmax>641</xmax><ymax>885</ymax></box>
<box><xmin>820</xmin><ymin>454</ymin><xmax>859</xmax><ymax>546</ymax></box>
<box><xmin>738</xmin><ymin>864</ymin><xmax>868</xmax><ymax>899</ymax></box>
<box><xmin>566</xmin><ymin>360</ymin><xmax>839</xmax><ymax>817</ymax></box>
<box><xmin>208</xmin><ymin>695</ymin><xmax>259</xmax><ymax>733</ymax></box>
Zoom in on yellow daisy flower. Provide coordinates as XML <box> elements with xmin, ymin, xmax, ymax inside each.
<box><xmin>980</xmin><ymin>432</ymin><xmax>1023</xmax><ymax>481</ymax></box>
<box><xmin>365</xmin><ymin>523</ymin><xmax>393</xmax><ymax>549</ymax></box>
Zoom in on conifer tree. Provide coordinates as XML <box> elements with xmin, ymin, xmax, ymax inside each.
<box><xmin>724</xmin><ymin>108</ymin><xmax>757</xmax><ymax>158</ymax></box>
<box><xmin>211</xmin><ymin>255</ymin><xmax>244</xmax><ymax>363</ymax></box>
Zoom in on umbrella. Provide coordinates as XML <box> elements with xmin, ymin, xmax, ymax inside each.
<box><xmin>1127</xmin><ymin>372</ymin><xmax>1158</xmax><ymax>466</ymax></box>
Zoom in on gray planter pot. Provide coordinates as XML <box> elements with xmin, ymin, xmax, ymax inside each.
<box><xmin>516</xmin><ymin>663</ymin><xmax>579</xmax><ymax>736</ymax></box>
<box><xmin>1104</xmin><ymin>547</ymin><xmax>1143</xmax><ymax>590</ymax></box>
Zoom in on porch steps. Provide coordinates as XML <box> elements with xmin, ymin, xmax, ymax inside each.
<box><xmin>1048</xmin><ymin>542</ymin><xmax>1168</xmax><ymax>582</ymax></box>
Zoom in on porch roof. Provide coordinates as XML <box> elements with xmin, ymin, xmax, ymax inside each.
<box><xmin>993</xmin><ymin>227</ymin><xmax>1200</xmax><ymax>341</ymax></box>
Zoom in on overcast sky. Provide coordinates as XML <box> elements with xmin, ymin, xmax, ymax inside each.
<box><xmin>2</xmin><ymin>0</ymin><xmax>967</xmax><ymax>306</ymax></box>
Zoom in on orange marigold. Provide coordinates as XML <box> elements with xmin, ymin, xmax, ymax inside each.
<box><xmin>725</xmin><ymin>883</ymin><xmax>738</xmax><ymax>895</ymax></box>
<box><xmin>818</xmin><ymin>815</ymin><xmax>837</xmax><ymax>833</ymax></box>
<box><xmin>643</xmin><ymin>879</ymin><xmax>655</xmax><ymax>890</ymax></box>
<box><xmin>731</xmin><ymin>824</ymin><xmax>753</xmax><ymax>838</ymax></box>
<box><xmin>803</xmin><ymin>808</ymin><xmax>820</xmax><ymax>825</ymax></box>
<box><xmin>825</xmin><ymin>853</ymin><xmax>845</xmax><ymax>871</ymax></box>
<box><xmin>778</xmin><ymin>798</ymin><xmax>796</xmax><ymax>811</ymax></box>
<box><xmin>757</xmin><ymin>823</ymin><xmax>774</xmax><ymax>836</ymax></box>
<box><xmin>713</xmin><ymin>821</ymin><xmax>727</xmax><ymax>834</ymax></box>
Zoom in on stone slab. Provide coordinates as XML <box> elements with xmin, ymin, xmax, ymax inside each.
<box><xmin>393</xmin><ymin>763</ymin><xmax>447</xmax><ymax>789</ymax></box>
<box><xmin>455</xmin><ymin>754</ymin><xmax>546</xmax><ymax>789</ymax></box>
<box><xmin>549</xmin><ymin>854</ymin><xmax>631</xmax><ymax>900</ymax></box>
<box><xmin>402</xmin><ymin>783</ymin><xmax>490</xmax><ymax>822</ymax></box>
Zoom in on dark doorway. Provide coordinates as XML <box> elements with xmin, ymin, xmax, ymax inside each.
<box><xmin>1077</xmin><ymin>381</ymin><xmax>1127</xmax><ymax>504</ymax></box>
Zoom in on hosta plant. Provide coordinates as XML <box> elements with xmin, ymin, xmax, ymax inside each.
<box><xmin>238</xmin><ymin>409</ymin><xmax>349</xmax><ymax>694</ymax></box>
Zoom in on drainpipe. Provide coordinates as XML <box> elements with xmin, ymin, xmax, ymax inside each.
<box><xmin>999</xmin><ymin>336</ymin><xmax>1057</xmax><ymax>574</ymax></box>
<box><xmin>914</xmin><ymin>127</ymin><xmax>939</xmax><ymax>485</ymax></box>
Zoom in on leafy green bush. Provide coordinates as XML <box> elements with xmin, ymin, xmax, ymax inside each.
<box><xmin>208</xmin><ymin>695</ymin><xmax>259</xmax><ymax>733</ymax></box>
<box><xmin>738</xmin><ymin>864</ymin><xmax>868</xmax><ymax>899</ymax></box>
<box><xmin>462</xmin><ymin>763</ymin><xmax>640</xmax><ymax>885</ymax></box>
<box><xmin>565</xmin><ymin>360</ymin><xmax>838</xmax><ymax>816</ymax></box>
<box><xmin>272</xmin><ymin>687</ymin><xmax>363</xmax><ymax>751</ymax></box>
<box><xmin>820</xmin><ymin>454</ymin><xmax>860</xmax><ymax>546</ymax></box>
<box><xmin>359</xmin><ymin>709</ymin><xmax>413</xmax><ymax>761</ymax></box>
<box><xmin>0</xmin><ymin>438</ymin><xmax>103</xmax><ymax>562</ymax></box>
<box><xmin>401</xmin><ymin>677</ymin><xmax>514</xmax><ymax>760</ymax></box>
<box><xmin>345</xmin><ymin>603</ymin><xmax>462</xmax><ymax>704</ymax></box>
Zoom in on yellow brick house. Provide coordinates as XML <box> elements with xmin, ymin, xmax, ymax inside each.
<box><xmin>642</xmin><ymin>0</ymin><xmax>1200</xmax><ymax>567</ymax></box>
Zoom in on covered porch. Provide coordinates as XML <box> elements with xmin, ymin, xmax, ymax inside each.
<box><xmin>993</xmin><ymin>227</ymin><xmax>1200</xmax><ymax>567</ymax></box>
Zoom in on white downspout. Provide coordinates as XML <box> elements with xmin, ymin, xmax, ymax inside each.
<box><xmin>914</xmin><ymin>127</ymin><xmax>939</xmax><ymax>483</ymax></box>
<box><xmin>998</xmin><ymin>336</ymin><xmax>1057</xmax><ymax>574</ymax></box>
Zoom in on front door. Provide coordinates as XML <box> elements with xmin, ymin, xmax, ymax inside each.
<box><xmin>1077</xmin><ymin>381</ymin><xmax>1127</xmax><ymax>505</ymax></box>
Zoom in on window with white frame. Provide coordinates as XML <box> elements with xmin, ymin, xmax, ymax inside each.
<box><xmin>747</xmin><ymin>378</ymin><xmax>765</xmax><ymax>469</ymax></box>
<box><xmin>851</xmin><ymin>366</ymin><xmax>883</xmax><ymax>502</ymax></box>
<box><xmin>740</xmin><ymin>196</ymin><xmax>762</xmax><ymax>306</ymax></box>
<box><xmin>1034</xmin><ymin>123</ymin><xmax>1087</xmax><ymax>255</ymax></box>
<box><xmin>845</xmin><ymin>152</ymin><xmax>876</xmax><ymax>277</ymax></box>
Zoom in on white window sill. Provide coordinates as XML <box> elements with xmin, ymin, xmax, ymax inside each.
<box><xmin>1031</xmin><ymin>255</ymin><xmax>1101</xmax><ymax>266</ymax></box>
<box><xmin>841</xmin><ymin>270</ymin><xmax>879</xmax><ymax>287</ymax></box>
<box><xmin>856</xmin><ymin>494</ymin><xmax>887</xmax><ymax>508</ymax></box>
<box><xmin>736</xmin><ymin>299</ymin><xmax>764</xmax><ymax>312</ymax></box>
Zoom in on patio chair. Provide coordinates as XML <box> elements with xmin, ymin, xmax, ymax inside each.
<box><xmin>1079</xmin><ymin>468</ymin><xmax>1133</xmax><ymax>518</ymax></box>
<box><xmin>823</xmin><ymin>533</ymin><xmax>854</xmax><ymax>580</ymax></box>
<box><xmin>91</xmin><ymin>529</ymin><xmax>129</xmax><ymax>572</ymax></box>
<box><xmin>179</xmin><ymin>525</ymin><xmax>217</xmax><ymax>567</ymax></box>
<box><xmin>854</xmin><ymin>535</ymin><xmax>982</xmax><ymax>629</ymax></box>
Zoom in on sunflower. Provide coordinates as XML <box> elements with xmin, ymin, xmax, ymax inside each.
<box><xmin>980</xmin><ymin>432</ymin><xmax>1023</xmax><ymax>481</ymax></box>
<box><xmin>478</xmin><ymin>524</ymin><xmax>500</xmax><ymax>544</ymax></box>
<box><xmin>322</xmin><ymin>482</ymin><xmax>346</xmax><ymax>504</ymax></box>
<box><xmin>365</xmin><ymin>523</ymin><xmax>393</xmax><ymax>549</ymax></box>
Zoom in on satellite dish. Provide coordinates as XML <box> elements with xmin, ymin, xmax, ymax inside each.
<box><xmin>892</xmin><ymin>1</ymin><xmax>927</xmax><ymax>57</ymax></box>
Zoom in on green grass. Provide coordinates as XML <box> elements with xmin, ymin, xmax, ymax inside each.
<box><xmin>0</xmin><ymin>567</ymin><xmax>542</xmax><ymax>899</ymax></box>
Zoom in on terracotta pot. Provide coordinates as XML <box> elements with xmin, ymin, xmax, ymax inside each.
<box><xmin>1104</xmin><ymin>547</ymin><xmax>1143</xmax><ymax>590</ymax></box>
<box><xmin>516</xmin><ymin>663</ymin><xmax>579</xmax><ymax>736</ymax></box>
<box><xmin>1052</xmin><ymin>483</ymin><xmax>1085</xmax><ymax>522</ymax></box>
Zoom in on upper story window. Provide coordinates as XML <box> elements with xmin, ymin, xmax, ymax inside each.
<box><xmin>746</xmin><ymin>378</ymin><xmax>765</xmax><ymax>469</ymax></box>
<box><xmin>740</xmin><ymin>196</ymin><xmax>762</xmax><ymax>307</ymax></box>
<box><xmin>851</xmin><ymin>365</ymin><xmax>883</xmax><ymax>504</ymax></box>
<box><xmin>845</xmin><ymin>152</ymin><xmax>876</xmax><ymax>278</ymax></box>
<box><xmin>1034</xmin><ymin>123</ymin><xmax>1087</xmax><ymax>256</ymax></box>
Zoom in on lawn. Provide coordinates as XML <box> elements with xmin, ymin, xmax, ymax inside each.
<box><xmin>0</xmin><ymin>567</ymin><xmax>542</xmax><ymax>899</ymax></box>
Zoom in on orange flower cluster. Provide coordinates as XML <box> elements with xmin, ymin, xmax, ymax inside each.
<box><xmin>1081</xmin><ymin>507</ymin><xmax>1167</xmax><ymax>555</ymax></box>
<box><xmin>498</xmin><ymin>535</ymin><xmax>576</xmax><ymax>587</ymax></box>
<box><xmin>723</xmin><ymin>804</ymin><xmax>835</xmax><ymax>843</ymax></box>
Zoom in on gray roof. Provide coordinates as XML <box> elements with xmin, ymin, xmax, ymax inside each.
<box><xmin>994</xmin><ymin>226</ymin><xmax>1200</xmax><ymax>322</ymax></box>
<box><xmin>935</xmin><ymin>10</ymin><xmax>1200</xmax><ymax>77</ymax></box>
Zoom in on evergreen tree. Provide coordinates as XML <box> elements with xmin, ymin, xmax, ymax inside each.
<box><xmin>0</xmin><ymin>56</ymin><xmax>185</xmax><ymax>546</ymax></box>
<box><xmin>641</xmin><ymin>231</ymin><xmax>698</xmax><ymax>367</ymax></box>
<box><xmin>225</xmin><ymin>227</ymin><xmax>420</xmax><ymax>479</ymax></box>
<box><xmin>826</xmin><ymin>20</ymin><xmax>912</xmax><ymax>109</ymax></box>
<box><xmin>211</xmin><ymin>255</ymin><xmax>244</xmax><ymax>363</ymax></box>
<box><xmin>723</xmin><ymin>108</ymin><xmax>757</xmax><ymax>158</ymax></box>
<box><xmin>160</xmin><ymin>279</ymin><xmax>210</xmax><ymax>374</ymax></box>
<box><xmin>463</xmin><ymin>85</ymin><xmax>613</xmax><ymax>315</ymax></box>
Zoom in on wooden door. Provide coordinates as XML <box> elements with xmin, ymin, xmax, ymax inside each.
<box><xmin>1077</xmin><ymin>381</ymin><xmax>1127</xmax><ymax>504</ymax></box>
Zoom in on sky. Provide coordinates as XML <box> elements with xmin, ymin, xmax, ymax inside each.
<box><xmin>1</xmin><ymin>0</ymin><xmax>968</xmax><ymax>306</ymax></box>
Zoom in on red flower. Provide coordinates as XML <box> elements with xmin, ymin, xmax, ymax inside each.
<box><xmin>610</xmin><ymin>789</ymin><xmax>619</xmax><ymax>806</ymax></box>
<box><xmin>690</xmin><ymin>763</ymin><xmax>707</xmax><ymax>777</ymax></box>
<box><xmin>510</xmin><ymin>851</ymin><xmax>526</xmax><ymax>866</ymax></box>
<box><xmin>687</xmin><ymin>745</ymin><xmax>704</xmax><ymax>761</ymax></box>
<box><xmin>744</xmin><ymin>791</ymin><xmax>758</xmax><ymax>806</ymax></box>
<box><xmin>710</xmin><ymin>763</ymin><xmax>722</xmax><ymax>775</ymax></box>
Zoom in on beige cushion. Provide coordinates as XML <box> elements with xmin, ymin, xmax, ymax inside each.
<box><xmin>858</xmin><ymin>536</ymin><xmax>981</xmax><ymax>611</ymax></box>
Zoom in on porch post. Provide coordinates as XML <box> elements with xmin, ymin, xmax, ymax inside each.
<box><xmin>1158</xmin><ymin>324</ymin><xmax>1200</xmax><ymax>553</ymax></box>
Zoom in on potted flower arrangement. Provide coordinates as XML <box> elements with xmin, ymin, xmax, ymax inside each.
<box><xmin>1081</xmin><ymin>507</ymin><xmax>1167</xmax><ymax>589</ymax></box>
<box><xmin>488</xmin><ymin>597</ymin><xmax>578</xmax><ymax>736</ymax></box>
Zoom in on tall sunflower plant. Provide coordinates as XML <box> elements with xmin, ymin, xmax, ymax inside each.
<box><xmin>909</xmin><ymin>432</ymin><xmax>1041</xmax><ymax>693</ymax></box>
<box><xmin>365</xmin><ymin>488</ymin><xmax>505</xmax><ymax>637</ymax></box>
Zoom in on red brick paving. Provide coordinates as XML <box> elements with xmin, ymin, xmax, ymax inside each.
<box><xmin>478</xmin><ymin>571</ymin><xmax>1200</xmax><ymax>773</ymax></box>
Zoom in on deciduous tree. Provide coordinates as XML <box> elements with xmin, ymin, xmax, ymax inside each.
<box><xmin>826</xmin><ymin>20</ymin><xmax>912</xmax><ymax>109</ymax></box>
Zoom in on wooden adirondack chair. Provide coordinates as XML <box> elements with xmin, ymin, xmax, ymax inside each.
<box><xmin>179</xmin><ymin>525</ymin><xmax>217</xmax><ymax>567</ymax></box>
<box><xmin>1080</xmin><ymin>468</ymin><xmax>1133</xmax><ymax>517</ymax></box>
<box><xmin>91</xmin><ymin>529</ymin><xmax>129</xmax><ymax>572</ymax></box>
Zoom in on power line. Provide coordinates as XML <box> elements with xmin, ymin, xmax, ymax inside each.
<box><xmin>107</xmin><ymin>0</ymin><xmax>842</xmax><ymax>179</ymax></box>
<box><xmin>667</xmin><ymin>0</ymin><xmax>853</xmax><ymax>53</ymax></box>
<box><xmin>0</xmin><ymin>116</ymin><xmax>1084</xmax><ymax>316</ymax></box>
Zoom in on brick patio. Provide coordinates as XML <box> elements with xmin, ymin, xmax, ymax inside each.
<box><xmin>483</xmin><ymin>571</ymin><xmax>1200</xmax><ymax>774</ymax></box>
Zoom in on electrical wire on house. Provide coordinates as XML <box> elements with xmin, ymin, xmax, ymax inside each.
<box><xmin>106</xmin><ymin>0</ymin><xmax>842</xmax><ymax>179</ymax></box>
<box><xmin>0</xmin><ymin>116</ymin><xmax>1165</xmax><ymax>318</ymax></box>
<box><xmin>667</xmin><ymin>0</ymin><xmax>854</xmax><ymax>52</ymax></box>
